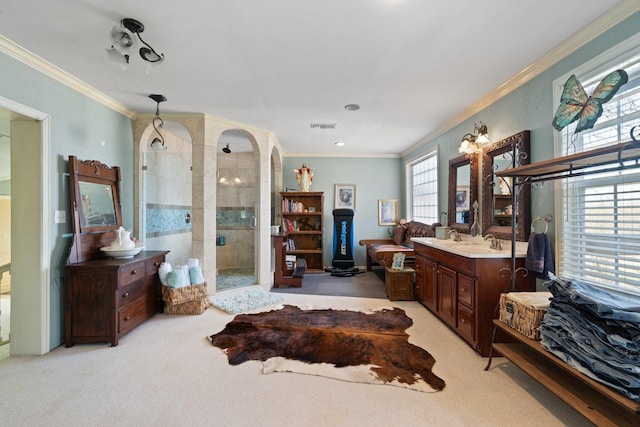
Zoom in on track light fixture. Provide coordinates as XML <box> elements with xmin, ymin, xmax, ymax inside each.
<box><xmin>107</xmin><ymin>18</ymin><xmax>164</xmax><ymax>71</ymax></box>
<box><xmin>149</xmin><ymin>94</ymin><xmax>167</xmax><ymax>151</ymax></box>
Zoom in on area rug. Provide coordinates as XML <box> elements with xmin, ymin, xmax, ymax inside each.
<box><xmin>210</xmin><ymin>287</ymin><xmax>284</xmax><ymax>314</ymax></box>
<box><xmin>209</xmin><ymin>305</ymin><xmax>445</xmax><ymax>393</ymax></box>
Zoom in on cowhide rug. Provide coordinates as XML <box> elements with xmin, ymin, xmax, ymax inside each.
<box><xmin>209</xmin><ymin>305</ymin><xmax>445</xmax><ymax>393</ymax></box>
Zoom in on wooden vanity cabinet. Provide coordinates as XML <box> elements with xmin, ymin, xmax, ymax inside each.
<box><xmin>414</xmin><ymin>255</ymin><xmax>437</xmax><ymax>311</ymax></box>
<box><xmin>414</xmin><ymin>241</ymin><xmax>534</xmax><ymax>356</ymax></box>
<box><xmin>437</xmin><ymin>265</ymin><xmax>457</xmax><ymax>326</ymax></box>
<box><xmin>65</xmin><ymin>251</ymin><xmax>168</xmax><ymax>347</ymax></box>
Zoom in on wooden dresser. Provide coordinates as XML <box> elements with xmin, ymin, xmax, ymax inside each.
<box><xmin>65</xmin><ymin>251</ymin><xmax>168</xmax><ymax>347</ymax></box>
<box><xmin>64</xmin><ymin>155</ymin><xmax>169</xmax><ymax>347</ymax></box>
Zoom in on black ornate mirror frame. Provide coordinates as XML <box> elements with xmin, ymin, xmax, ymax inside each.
<box><xmin>481</xmin><ymin>130</ymin><xmax>531</xmax><ymax>241</ymax></box>
<box><xmin>448</xmin><ymin>152</ymin><xmax>478</xmax><ymax>234</ymax></box>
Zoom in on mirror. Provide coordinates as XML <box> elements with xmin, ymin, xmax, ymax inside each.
<box><xmin>69</xmin><ymin>155</ymin><xmax>123</xmax><ymax>234</ymax></box>
<box><xmin>448</xmin><ymin>153</ymin><xmax>478</xmax><ymax>234</ymax></box>
<box><xmin>78</xmin><ymin>181</ymin><xmax>117</xmax><ymax>228</ymax></box>
<box><xmin>481</xmin><ymin>130</ymin><xmax>531</xmax><ymax>241</ymax></box>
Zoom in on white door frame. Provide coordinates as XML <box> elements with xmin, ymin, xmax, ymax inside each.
<box><xmin>1</xmin><ymin>95</ymin><xmax>50</xmax><ymax>355</ymax></box>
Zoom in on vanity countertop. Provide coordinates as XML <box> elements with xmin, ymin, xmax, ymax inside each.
<box><xmin>412</xmin><ymin>237</ymin><xmax>529</xmax><ymax>259</ymax></box>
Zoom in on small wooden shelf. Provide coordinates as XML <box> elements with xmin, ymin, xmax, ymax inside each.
<box><xmin>493</xmin><ymin>320</ymin><xmax>640</xmax><ymax>427</ymax></box>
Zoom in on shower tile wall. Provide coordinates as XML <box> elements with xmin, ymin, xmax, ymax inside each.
<box><xmin>143</xmin><ymin>135</ymin><xmax>192</xmax><ymax>266</ymax></box>
<box><xmin>217</xmin><ymin>151</ymin><xmax>256</xmax><ymax>270</ymax></box>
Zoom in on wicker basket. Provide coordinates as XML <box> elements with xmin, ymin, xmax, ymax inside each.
<box><xmin>498</xmin><ymin>292</ymin><xmax>552</xmax><ymax>340</ymax></box>
<box><xmin>162</xmin><ymin>283</ymin><xmax>208</xmax><ymax>306</ymax></box>
<box><xmin>164</xmin><ymin>297</ymin><xmax>209</xmax><ymax>315</ymax></box>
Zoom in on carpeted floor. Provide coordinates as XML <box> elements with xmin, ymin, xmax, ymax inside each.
<box><xmin>270</xmin><ymin>269</ymin><xmax>387</xmax><ymax>299</ymax></box>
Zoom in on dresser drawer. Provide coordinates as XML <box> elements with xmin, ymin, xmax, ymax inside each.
<box><xmin>118</xmin><ymin>294</ymin><xmax>157</xmax><ymax>335</ymax></box>
<box><xmin>457</xmin><ymin>274</ymin><xmax>474</xmax><ymax>308</ymax></box>
<box><xmin>145</xmin><ymin>255</ymin><xmax>165</xmax><ymax>276</ymax></box>
<box><xmin>118</xmin><ymin>261</ymin><xmax>146</xmax><ymax>287</ymax></box>
<box><xmin>457</xmin><ymin>303</ymin><xmax>475</xmax><ymax>344</ymax></box>
<box><xmin>118</xmin><ymin>277</ymin><xmax>156</xmax><ymax>307</ymax></box>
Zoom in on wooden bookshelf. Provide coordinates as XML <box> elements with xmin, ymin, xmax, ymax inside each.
<box><xmin>280</xmin><ymin>192</ymin><xmax>324</xmax><ymax>273</ymax></box>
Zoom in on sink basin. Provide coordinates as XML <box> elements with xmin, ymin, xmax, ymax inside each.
<box><xmin>411</xmin><ymin>237</ymin><xmax>528</xmax><ymax>258</ymax></box>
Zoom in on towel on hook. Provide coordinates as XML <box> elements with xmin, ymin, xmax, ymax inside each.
<box><xmin>525</xmin><ymin>232</ymin><xmax>555</xmax><ymax>279</ymax></box>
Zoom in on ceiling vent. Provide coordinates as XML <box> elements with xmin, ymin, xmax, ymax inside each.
<box><xmin>310</xmin><ymin>123</ymin><xmax>337</xmax><ymax>129</ymax></box>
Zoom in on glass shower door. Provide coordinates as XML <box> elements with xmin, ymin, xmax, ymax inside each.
<box><xmin>216</xmin><ymin>132</ymin><xmax>256</xmax><ymax>291</ymax></box>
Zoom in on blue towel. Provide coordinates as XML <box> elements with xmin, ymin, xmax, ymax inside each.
<box><xmin>525</xmin><ymin>232</ymin><xmax>555</xmax><ymax>279</ymax></box>
<box><xmin>189</xmin><ymin>266</ymin><xmax>205</xmax><ymax>285</ymax></box>
<box><xmin>166</xmin><ymin>270</ymin><xmax>188</xmax><ymax>288</ymax></box>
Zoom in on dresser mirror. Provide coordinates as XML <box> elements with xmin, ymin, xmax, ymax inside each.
<box><xmin>67</xmin><ymin>155</ymin><xmax>123</xmax><ymax>263</ymax></box>
<box><xmin>448</xmin><ymin>152</ymin><xmax>478</xmax><ymax>234</ymax></box>
<box><xmin>481</xmin><ymin>130</ymin><xmax>531</xmax><ymax>241</ymax></box>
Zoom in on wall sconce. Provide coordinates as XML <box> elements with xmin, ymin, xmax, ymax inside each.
<box><xmin>149</xmin><ymin>94</ymin><xmax>167</xmax><ymax>151</ymax></box>
<box><xmin>459</xmin><ymin>121</ymin><xmax>490</xmax><ymax>154</ymax></box>
<box><xmin>106</xmin><ymin>18</ymin><xmax>165</xmax><ymax>72</ymax></box>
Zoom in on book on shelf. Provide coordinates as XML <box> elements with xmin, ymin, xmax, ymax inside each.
<box><xmin>282</xmin><ymin>198</ymin><xmax>305</xmax><ymax>213</ymax></box>
<box><xmin>282</xmin><ymin>218</ymin><xmax>298</xmax><ymax>232</ymax></box>
<box><xmin>286</xmin><ymin>238</ymin><xmax>298</xmax><ymax>250</ymax></box>
<box><xmin>285</xmin><ymin>254</ymin><xmax>296</xmax><ymax>270</ymax></box>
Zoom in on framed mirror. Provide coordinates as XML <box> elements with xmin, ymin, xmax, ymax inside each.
<box><xmin>68</xmin><ymin>155</ymin><xmax>122</xmax><ymax>234</ymax></box>
<box><xmin>448</xmin><ymin>152</ymin><xmax>478</xmax><ymax>234</ymax></box>
<box><xmin>481</xmin><ymin>130</ymin><xmax>531</xmax><ymax>241</ymax></box>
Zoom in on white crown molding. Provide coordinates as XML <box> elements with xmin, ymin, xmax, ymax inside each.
<box><xmin>0</xmin><ymin>35</ymin><xmax>135</xmax><ymax>119</ymax></box>
<box><xmin>401</xmin><ymin>0</ymin><xmax>640</xmax><ymax>158</ymax></box>
<box><xmin>284</xmin><ymin>152</ymin><xmax>399</xmax><ymax>158</ymax></box>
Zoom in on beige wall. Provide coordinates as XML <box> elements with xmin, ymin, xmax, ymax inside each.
<box><xmin>0</xmin><ymin>198</ymin><xmax>10</xmax><ymax>293</ymax></box>
<box><xmin>0</xmin><ymin>198</ymin><xmax>9</xmax><ymax>253</ymax></box>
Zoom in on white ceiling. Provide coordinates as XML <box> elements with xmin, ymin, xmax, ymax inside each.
<box><xmin>0</xmin><ymin>0</ymin><xmax>630</xmax><ymax>156</ymax></box>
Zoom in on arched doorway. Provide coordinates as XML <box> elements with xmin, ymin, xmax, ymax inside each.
<box><xmin>215</xmin><ymin>129</ymin><xmax>257</xmax><ymax>291</ymax></box>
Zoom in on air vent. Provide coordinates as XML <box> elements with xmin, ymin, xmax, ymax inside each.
<box><xmin>310</xmin><ymin>123</ymin><xmax>337</xmax><ymax>129</ymax></box>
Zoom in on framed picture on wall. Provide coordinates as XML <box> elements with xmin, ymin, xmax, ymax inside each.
<box><xmin>335</xmin><ymin>184</ymin><xmax>356</xmax><ymax>209</ymax></box>
<box><xmin>378</xmin><ymin>199</ymin><xmax>398</xmax><ymax>226</ymax></box>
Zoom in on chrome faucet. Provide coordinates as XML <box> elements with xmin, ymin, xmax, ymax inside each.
<box><xmin>484</xmin><ymin>233</ymin><xmax>502</xmax><ymax>250</ymax></box>
<box><xmin>449</xmin><ymin>229</ymin><xmax>461</xmax><ymax>242</ymax></box>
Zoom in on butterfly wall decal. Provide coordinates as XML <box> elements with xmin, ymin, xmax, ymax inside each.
<box><xmin>552</xmin><ymin>69</ymin><xmax>628</xmax><ymax>134</ymax></box>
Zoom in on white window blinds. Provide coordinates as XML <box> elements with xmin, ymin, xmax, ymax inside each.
<box><xmin>557</xmin><ymin>47</ymin><xmax>640</xmax><ymax>296</ymax></box>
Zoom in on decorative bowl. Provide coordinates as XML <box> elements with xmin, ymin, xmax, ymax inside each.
<box><xmin>100</xmin><ymin>246</ymin><xmax>143</xmax><ymax>259</ymax></box>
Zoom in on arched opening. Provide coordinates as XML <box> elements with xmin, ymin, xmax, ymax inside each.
<box><xmin>215</xmin><ymin>129</ymin><xmax>258</xmax><ymax>291</ymax></box>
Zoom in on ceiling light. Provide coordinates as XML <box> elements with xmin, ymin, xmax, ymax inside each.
<box><xmin>222</xmin><ymin>144</ymin><xmax>231</xmax><ymax>154</ymax></box>
<box><xmin>344</xmin><ymin>104</ymin><xmax>360</xmax><ymax>111</ymax></box>
<box><xmin>149</xmin><ymin>94</ymin><xmax>167</xmax><ymax>151</ymax></box>
<box><xmin>459</xmin><ymin>121</ymin><xmax>490</xmax><ymax>154</ymax></box>
<box><xmin>335</xmin><ymin>142</ymin><xmax>344</xmax><ymax>147</ymax></box>
<box><xmin>107</xmin><ymin>18</ymin><xmax>164</xmax><ymax>72</ymax></box>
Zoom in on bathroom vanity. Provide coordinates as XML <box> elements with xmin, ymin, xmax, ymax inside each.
<box><xmin>412</xmin><ymin>237</ymin><xmax>535</xmax><ymax>356</ymax></box>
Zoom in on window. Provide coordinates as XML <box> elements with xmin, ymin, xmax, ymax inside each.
<box><xmin>555</xmin><ymin>36</ymin><xmax>640</xmax><ymax>295</ymax></box>
<box><xmin>408</xmin><ymin>149</ymin><xmax>438</xmax><ymax>224</ymax></box>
